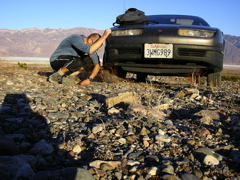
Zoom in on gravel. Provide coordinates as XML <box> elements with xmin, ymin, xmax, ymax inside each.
<box><xmin>0</xmin><ymin>63</ymin><xmax>240</xmax><ymax>180</ymax></box>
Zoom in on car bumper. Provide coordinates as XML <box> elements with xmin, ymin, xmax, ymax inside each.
<box><xmin>104</xmin><ymin>44</ymin><xmax>224</xmax><ymax>75</ymax></box>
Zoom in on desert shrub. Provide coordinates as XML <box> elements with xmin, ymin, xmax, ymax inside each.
<box><xmin>222</xmin><ymin>75</ymin><xmax>240</xmax><ymax>82</ymax></box>
<box><xmin>18</xmin><ymin>62</ymin><xmax>28</xmax><ymax>69</ymax></box>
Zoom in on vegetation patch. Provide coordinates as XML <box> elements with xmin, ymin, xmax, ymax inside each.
<box><xmin>222</xmin><ymin>75</ymin><xmax>240</xmax><ymax>82</ymax></box>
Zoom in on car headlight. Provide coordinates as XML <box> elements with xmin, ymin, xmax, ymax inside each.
<box><xmin>111</xmin><ymin>29</ymin><xmax>143</xmax><ymax>36</ymax></box>
<box><xmin>178</xmin><ymin>29</ymin><xmax>215</xmax><ymax>38</ymax></box>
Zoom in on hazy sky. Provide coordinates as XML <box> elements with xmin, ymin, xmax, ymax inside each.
<box><xmin>1</xmin><ymin>0</ymin><xmax>239</xmax><ymax>36</ymax></box>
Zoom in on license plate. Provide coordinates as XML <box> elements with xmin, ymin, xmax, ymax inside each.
<box><xmin>144</xmin><ymin>43</ymin><xmax>173</xmax><ymax>58</ymax></box>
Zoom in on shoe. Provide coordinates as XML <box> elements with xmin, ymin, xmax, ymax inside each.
<box><xmin>48</xmin><ymin>72</ymin><xmax>62</xmax><ymax>84</ymax></box>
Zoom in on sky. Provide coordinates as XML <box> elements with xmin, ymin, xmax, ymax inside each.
<box><xmin>0</xmin><ymin>0</ymin><xmax>239</xmax><ymax>36</ymax></box>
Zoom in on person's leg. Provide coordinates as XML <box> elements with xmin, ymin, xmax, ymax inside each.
<box><xmin>49</xmin><ymin>55</ymin><xmax>82</xmax><ymax>83</ymax></box>
<box><xmin>81</xmin><ymin>55</ymin><xmax>94</xmax><ymax>73</ymax></box>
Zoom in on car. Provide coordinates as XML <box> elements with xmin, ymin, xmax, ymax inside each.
<box><xmin>103</xmin><ymin>14</ymin><xmax>225</xmax><ymax>87</ymax></box>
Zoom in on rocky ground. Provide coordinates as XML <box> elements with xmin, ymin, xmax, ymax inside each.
<box><xmin>0</xmin><ymin>63</ymin><xmax>240</xmax><ymax>180</ymax></box>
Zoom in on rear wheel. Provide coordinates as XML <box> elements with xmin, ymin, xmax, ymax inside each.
<box><xmin>207</xmin><ymin>72</ymin><xmax>221</xmax><ymax>87</ymax></box>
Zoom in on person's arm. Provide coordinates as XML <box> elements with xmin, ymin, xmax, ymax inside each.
<box><xmin>89</xmin><ymin>29</ymin><xmax>112</xmax><ymax>54</ymax></box>
<box><xmin>80</xmin><ymin>64</ymin><xmax>101</xmax><ymax>85</ymax></box>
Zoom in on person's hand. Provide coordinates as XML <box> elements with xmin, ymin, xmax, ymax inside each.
<box><xmin>104</xmin><ymin>29</ymin><xmax>112</xmax><ymax>37</ymax></box>
<box><xmin>79</xmin><ymin>79</ymin><xmax>91</xmax><ymax>86</ymax></box>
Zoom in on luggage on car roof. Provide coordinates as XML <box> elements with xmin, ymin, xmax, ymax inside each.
<box><xmin>113</xmin><ymin>8</ymin><xmax>148</xmax><ymax>26</ymax></box>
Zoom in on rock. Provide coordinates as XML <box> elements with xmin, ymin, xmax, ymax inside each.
<box><xmin>162</xmin><ymin>174</ymin><xmax>181</xmax><ymax>180</ymax></box>
<box><xmin>180</xmin><ymin>173</ymin><xmax>200</xmax><ymax>180</ymax></box>
<box><xmin>118</xmin><ymin>137</ymin><xmax>127</xmax><ymax>144</ymax></box>
<box><xmin>92</xmin><ymin>124</ymin><xmax>104</xmax><ymax>134</ymax></box>
<box><xmin>105</xmin><ymin>91</ymin><xmax>140</xmax><ymax>108</ymax></box>
<box><xmin>62</xmin><ymin>76</ymin><xmax>80</xmax><ymax>86</ymax></box>
<box><xmin>89</xmin><ymin>160</ymin><xmax>121</xmax><ymax>169</ymax></box>
<box><xmin>72</xmin><ymin>144</ymin><xmax>82</xmax><ymax>154</ymax></box>
<box><xmin>139</xmin><ymin>126</ymin><xmax>150</xmax><ymax>135</ymax></box>
<box><xmin>155</xmin><ymin>134</ymin><xmax>171</xmax><ymax>143</ymax></box>
<box><xmin>34</xmin><ymin>167</ymin><xmax>94</xmax><ymax>180</ymax></box>
<box><xmin>194</xmin><ymin>110</ymin><xmax>223</xmax><ymax>124</ymax></box>
<box><xmin>100</xmin><ymin>163</ymin><xmax>115</xmax><ymax>171</ymax></box>
<box><xmin>162</xmin><ymin>165</ymin><xmax>174</xmax><ymax>175</ymax></box>
<box><xmin>148</xmin><ymin>166</ymin><xmax>159</xmax><ymax>175</ymax></box>
<box><xmin>127</xmin><ymin>160</ymin><xmax>140</xmax><ymax>166</ymax></box>
<box><xmin>154</xmin><ymin>103</ymin><xmax>170</xmax><ymax>110</ymax></box>
<box><xmin>0</xmin><ymin>76</ymin><xmax>6</xmax><ymax>81</ymax></box>
<box><xmin>108</xmin><ymin>107</ymin><xmax>120</xmax><ymax>115</ymax></box>
<box><xmin>29</xmin><ymin>139</ymin><xmax>54</xmax><ymax>155</ymax></box>
<box><xmin>203</xmin><ymin>155</ymin><xmax>220</xmax><ymax>165</ymax></box>
<box><xmin>114</xmin><ymin>171</ymin><xmax>123</xmax><ymax>180</ymax></box>
<box><xmin>193</xmin><ymin>169</ymin><xmax>203</xmax><ymax>178</ymax></box>
<box><xmin>127</xmin><ymin>104</ymin><xmax>165</xmax><ymax>120</ymax></box>
<box><xmin>0</xmin><ymin>156</ymin><xmax>35</xmax><ymax>179</ymax></box>
<box><xmin>194</xmin><ymin>147</ymin><xmax>214</xmax><ymax>156</ymax></box>
<box><xmin>0</xmin><ymin>137</ymin><xmax>20</xmax><ymax>155</ymax></box>
<box><xmin>48</xmin><ymin>112</ymin><xmax>70</xmax><ymax>119</ymax></box>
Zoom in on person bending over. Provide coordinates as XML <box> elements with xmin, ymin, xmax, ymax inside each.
<box><xmin>49</xmin><ymin>29</ymin><xmax>111</xmax><ymax>86</ymax></box>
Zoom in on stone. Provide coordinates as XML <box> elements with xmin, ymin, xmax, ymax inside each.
<box><xmin>89</xmin><ymin>160</ymin><xmax>121</xmax><ymax>169</ymax></box>
<box><xmin>162</xmin><ymin>174</ymin><xmax>181</xmax><ymax>180</ymax></box>
<box><xmin>127</xmin><ymin>160</ymin><xmax>140</xmax><ymax>166</ymax></box>
<box><xmin>62</xmin><ymin>76</ymin><xmax>80</xmax><ymax>86</ymax></box>
<box><xmin>180</xmin><ymin>173</ymin><xmax>200</xmax><ymax>180</ymax></box>
<box><xmin>72</xmin><ymin>144</ymin><xmax>82</xmax><ymax>153</ymax></box>
<box><xmin>139</xmin><ymin>126</ymin><xmax>150</xmax><ymax>135</ymax></box>
<box><xmin>0</xmin><ymin>156</ymin><xmax>35</xmax><ymax>179</ymax></box>
<box><xmin>34</xmin><ymin>167</ymin><xmax>94</xmax><ymax>180</ymax></box>
<box><xmin>100</xmin><ymin>163</ymin><xmax>115</xmax><ymax>171</ymax></box>
<box><xmin>203</xmin><ymin>155</ymin><xmax>220</xmax><ymax>165</ymax></box>
<box><xmin>118</xmin><ymin>137</ymin><xmax>127</xmax><ymax>144</ymax></box>
<box><xmin>128</xmin><ymin>104</ymin><xmax>165</xmax><ymax>120</ymax></box>
<box><xmin>162</xmin><ymin>165</ymin><xmax>174</xmax><ymax>175</ymax></box>
<box><xmin>0</xmin><ymin>137</ymin><xmax>20</xmax><ymax>155</ymax></box>
<box><xmin>155</xmin><ymin>135</ymin><xmax>171</xmax><ymax>143</ymax></box>
<box><xmin>105</xmin><ymin>91</ymin><xmax>140</xmax><ymax>108</ymax></box>
<box><xmin>148</xmin><ymin>166</ymin><xmax>159</xmax><ymax>175</ymax></box>
<box><xmin>29</xmin><ymin>139</ymin><xmax>54</xmax><ymax>155</ymax></box>
<box><xmin>0</xmin><ymin>76</ymin><xmax>6</xmax><ymax>81</ymax></box>
<box><xmin>92</xmin><ymin>124</ymin><xmax>104</xmax><ymax>134</ymax></box>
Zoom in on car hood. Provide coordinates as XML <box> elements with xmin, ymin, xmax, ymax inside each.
<box><xmin>112</xmin><ymin>24</ymin><xmax>219</xmax><ymax>32</ymax></box>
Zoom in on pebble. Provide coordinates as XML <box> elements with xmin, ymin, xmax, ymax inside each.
<box><xmin>203</xmin><ymin>155</ymin><xmax>220</xmax><ymax>165</ymax></box>
<box><xmin>0</xmin><ymin>64</ymin><xmax>240</xmax><ymax>179</ymax></box>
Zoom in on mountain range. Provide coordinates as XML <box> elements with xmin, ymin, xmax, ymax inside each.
<box><xmin>0</xmin><ymin>27</ymin><xmax>240</xmax><ymax>65</ymax></box>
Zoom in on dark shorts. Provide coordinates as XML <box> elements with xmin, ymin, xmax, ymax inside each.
<box><xmin>50</xmin><ymin>55</ymin><xmax>83</xmax><ymax>72</ymax></box>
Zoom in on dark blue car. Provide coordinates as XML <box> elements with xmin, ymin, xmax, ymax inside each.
<box><xmin>103</xmin><ymin>14</ymin><xmax>225</xmax><ymax>87</ymax></box>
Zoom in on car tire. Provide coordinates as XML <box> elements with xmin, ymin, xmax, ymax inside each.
<box><xmin>105</xmin><ymin>66</ymin><xmax>127</xmax><ymax>79</ymax></box>
<box><xmin>207</xmin><ymin>72</ymin><xmax>221</xmax><ymax>87</ymax></box>
<box><xmin>136</xmin><ymin>73</ymin><xmax>147</xmax><ymax>82</ymax></box>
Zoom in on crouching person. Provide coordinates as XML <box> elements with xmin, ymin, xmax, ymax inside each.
<box><xmin>49</xmin><ymin>29</ymin><xmax>112</xmax><ymax>86</ymax></box>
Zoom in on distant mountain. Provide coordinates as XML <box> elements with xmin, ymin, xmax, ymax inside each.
<box><xmin>0</xmin><ymin>27</ymin><xmax>104</xmax><ymax>59</ymax></box>
<box><xmin>0</xmin><ymin>28</ymin><xmax>239</xmax><ymax>65</ymax></box>
<box><xmin>224</xmin><ymin>35</ymin><xmax>240</xmax><ymax>64</ymax></box>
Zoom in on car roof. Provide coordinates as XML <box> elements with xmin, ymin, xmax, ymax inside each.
<box><xmin>147</xmin><ymin>14</ymin><xmax>210</xmax><ymax>27</ymax></box>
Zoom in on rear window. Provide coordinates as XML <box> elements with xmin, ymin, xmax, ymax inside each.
<box><xmin>148</xmin><ymin>15</ymin><xmax>210</xmax><ymax>26</ymax></box>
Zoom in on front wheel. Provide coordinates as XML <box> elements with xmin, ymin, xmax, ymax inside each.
<box><xmin>207</xmin><ymin>72</ymin><xmax>221</xmax><ymax>87</ymax></box>
<box><xmin>136</xmin><ymin>73</ymin><xmax>148</xmax><ymax>82</ymax></box>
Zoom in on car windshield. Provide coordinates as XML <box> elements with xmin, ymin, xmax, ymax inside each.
<box><xmin>148</xmin><ymin>15</ymin><xmax>210</xmax><ymax>26</ymax></box>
